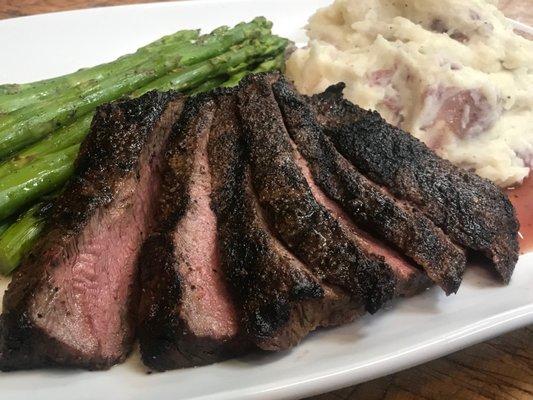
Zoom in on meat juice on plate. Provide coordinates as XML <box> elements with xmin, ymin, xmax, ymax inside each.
<box><xmin>508</xmin><ymin>175</ymin><xmax>533</xmax><ymax>254</ymax></box>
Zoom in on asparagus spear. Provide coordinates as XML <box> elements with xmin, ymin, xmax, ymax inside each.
<box><xmin>0</xmin><ymin>33</ymin><xmax>287</xmax><ymax>183</ymax></box>
<box><xmin>0</xmin><ymin>18</ymin><xmax>267</xmax><ymax>108</ymax></box>
<box><xmin>0</xmin><ymin>29</ymin><xmax>200</xmax><ymax>112</ymax></box>
<box><xmin>0</xmin><ymin>18</ymin><xmax>272</xmax><ymax>158</ymax></box>
<box><xmin>223</xmin><ymin>52</ymin><xmax>286</xmax><ymax>87</ymax></box>
<box><xmin>0</xmin><ymin>144</ymin><xmax>78</xmax><ymax>221</ymax></box>
<box><xmin>0</xmin><ymin>220</ymin><xmax>10</xmax><ymax>236</ymax></box>
<box><xmin>0</xmin><ymin>114</ymin><xmax>92</xmax><ymax>179</ymax></box>
<box><xmin>0</xmin><ymin>28</ymin><xmax>199</xmax><ymax>92</ymax></box>
<box><xmin>189</xmin><ymin>76</ymin><xmax>229</xmax><ymax>95</ymax></box>
<box><xmin>0</xmin><ymin>203</ymin><xmax>46</xmax><ymax>275</ymax></box>
<box><xmin>0</xmin><ymin>24</ymin><xmax>242</xmax><ymax>100</ymax></box>
<box><xmin>0</xmin><ymin>20</ymin><xmax>269</xmax><ymax>125</ymax></box>
<box><xmin>0</xmin><ymin>25</ymin><xmax>245</xmax><ymax>112</ymax></box>
<box><xmin>134</xmin><ymin>35</ymin><xmax>288</xmax><ymax>95</ymax></box>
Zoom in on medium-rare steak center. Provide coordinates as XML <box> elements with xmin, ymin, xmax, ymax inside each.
<box><xmin>0</xmin><ymin>91</ymin><xmax>184</xmax><ymax>371</ymax></box>
<box><xmin>138</xmin><ymin>93</ymin><xmax>242</xmax><ymax>371</ymax></box>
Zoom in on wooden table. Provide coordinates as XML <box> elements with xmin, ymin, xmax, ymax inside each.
<box><xmin>1</xmin><ymin>1</ymin><xmax>531</xmax><ymax>399</ymax></box>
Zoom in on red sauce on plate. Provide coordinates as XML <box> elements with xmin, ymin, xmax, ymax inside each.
<box><xmin>507</xmin><ymin>176</ymin><xmax>533</xmax><ymax>254</ymax></box>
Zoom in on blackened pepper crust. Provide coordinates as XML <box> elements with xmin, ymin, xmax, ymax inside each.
<box><xmin>273</xmin><ymin>77</ymin><xmax>466</xmax><ymax>295</ymax></box>
<box><xmin>311</xmin><ymin>84</ymin><xmax>518</xmax><ymax>283</ymax></box>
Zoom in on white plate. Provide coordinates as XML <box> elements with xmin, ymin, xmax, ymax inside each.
<box><xmin>0</xmin><ymin>1</ymin><xmax>532</xmax><ymax>399</ymax></box>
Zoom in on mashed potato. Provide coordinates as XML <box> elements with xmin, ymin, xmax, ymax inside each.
<box><xmin>286</xmin><ymin>0</ymin><xmax>533</xmax><ymax>187</ymax></box>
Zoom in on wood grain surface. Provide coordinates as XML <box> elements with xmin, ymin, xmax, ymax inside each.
<box><xmin>0</xmin><ymin>0</ymin><xmax>175</xmax><ymax>18</ymax></box>
<box><xmin>1</xmin><ymin>1</ymin><xmax>532</xmax><ymax>400</ymax></box>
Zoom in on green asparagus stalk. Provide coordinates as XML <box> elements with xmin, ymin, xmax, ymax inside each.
<box><xmin>189</xmin><ymin>76</ymin><xmax>229</xmax><ymax>95</ymax></box>
<box><xmin>0</xmin><ymin>18</ymin><xmax>272</xmax><ymax>158</ymax></box>
<box><xmin>0</xmin><ymin>28</ymin><xmax>199</xmax><ymax>92</ymax></box>
<box><xmin>0</xmin><ymin>203</ymin><xmax>46</xmax><ymax>275</ymax></box>
<box><xmin>134</xmin><ymin>35</ymin><xmax>288</xmax><ymax>95</ymax></box>
<box><xmin>0</xmin><ymin>26</ymin><xmax>248</xmax><ymax>112</ymax></box>
<box><xmin>0</xmin><ymin>19</ymin><xmax>268</xmax><ymax>122</ymax></box>
<box><xmin>223</xmin><ymin>53</ymin><xmax>286</xmax><ymax>87</ymax></box>
<box><xmin>0</xmin><ymin>114</ymin><xmax>92</xmax><ymax>179</ymax></box>
<box><xmin>0</xmin><ymin>220</ymin><xmax>10</xmax><ymax>236</ymax></box>
<box><xmin>0</xmin><ymin>20</ymin><xmax>264</xmax><ymax>102</ymax></box>
<box><xmin>0</xmin><ymin>18</ymin><xmax>268</xmax><ymax>106</ymax></box>
<box><xmin>0</xmin><ymin>144</ymin><xmax>78</xmax><ymax>221</ymax></box>
<box><xmin>0</xmin><ymin>29</ymin><xmax>200</xmax><ymax>112</ymax></box>
<box><xmin>0</xmin><ymin>33</ymin><xmax>287</xmax><ymax>179</ymax></box>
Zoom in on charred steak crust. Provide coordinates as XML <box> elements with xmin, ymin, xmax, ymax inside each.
<box><xmin>45</xmin><ymin>90</ymin><xmax>182</xmax><ymax>237</ymax></box>
<box><xmin>307</xmin><ymin>83</ymin><xmax>370</xmax><ymax>131</ymax></box>
<box><xmin>0</xmin><ymin>91</ymin><xmax>183</xmax><ymax>371</ymax></box>
<box><xmin>311</xmin><ymin>85</ymin><xmax>518</xmax><ymax>282</ymax></box>
<box><xmin>272</xmin><ymin>78</ymin><xmax>467</xmax><ymax>294</ymax></box>
<box><xmin>237</xmin><ymin>74</ymin><xmax>396</xmax><ymax>313</ymax></box>
<box><xmin>138</xmin><ymin>92</ymin><xmax>244</xmax><ymax>371</ymax></box>
<box><xmin>209</xmin><ymin>90</ymin><xmax>348</xmax><ymax>351</ymax></box>
<box><xmin>310</xmin><ymin>84</ymin><xmax>519</xmax><ymax>282</ymax></box>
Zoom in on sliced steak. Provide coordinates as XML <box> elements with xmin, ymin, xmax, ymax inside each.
<box><xmin>138</xmin><ymin>93</ymin><xmax>243</xmax><ymax>371</ymax></box>
<box><xmin>209</xmin><ymin>90</ymin><xmax>362</xmax><ymax>351</ymax></box>
<box><xmin>273</xmin><ymin>78</ymin><xmax>465</xmax><ymax>294</ymax></box>
<box><xmin>237</xmin><ymin>74</ymin><xmax>396</xmax><ymax>314</ymax></box>
<box><xmin>0</xmin><ymin>91</ymin><xmax>183</xmax><ymax>371</ymax></box>
<box><xmin>310</xmin><ymin>83</ymin><xmax>519</xmax><ymax>283</ymax></box>
<box><xmin>286</xmin><ymin>112</ymin><xmax>430</xmax><ymax>299</ymax></box>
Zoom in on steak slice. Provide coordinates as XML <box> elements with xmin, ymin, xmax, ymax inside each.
<box><xmin>310</xmin><ymin>84</ymin><xmax>519</xmax><ymax>283</ymax></box>
<box><xmin>273</xmin><ymin>78</ymin><xmax>466</xmax><ymax>294</ymax></box>
<box><xmin>138</xmin><ymin>93</ymin><xmax>243</xmax><ymax>371</ymax></box>
<box><xmin>238</xmin><ymin>74</ymin><xmax>396</xmax><ymax>314</ymax></box>
<box><xmin>0</xmin><ymin>91</ymin><xmax>183</xmax><ymax>371</ymax></box>
<box><xmin>209</xmin><ymin>90</ymin><xmax>362</xmax><ymax>351</ymax></box>
<box><xmin>293</xmin><ymin>145</ymin><xmax>431</xmax><ymax>298</ymax></box>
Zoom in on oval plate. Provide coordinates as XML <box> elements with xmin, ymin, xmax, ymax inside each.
<box><xmin>0</xmin><ymin>1</ymin><xmax>532</xmax><ymax>399</ymax></box>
